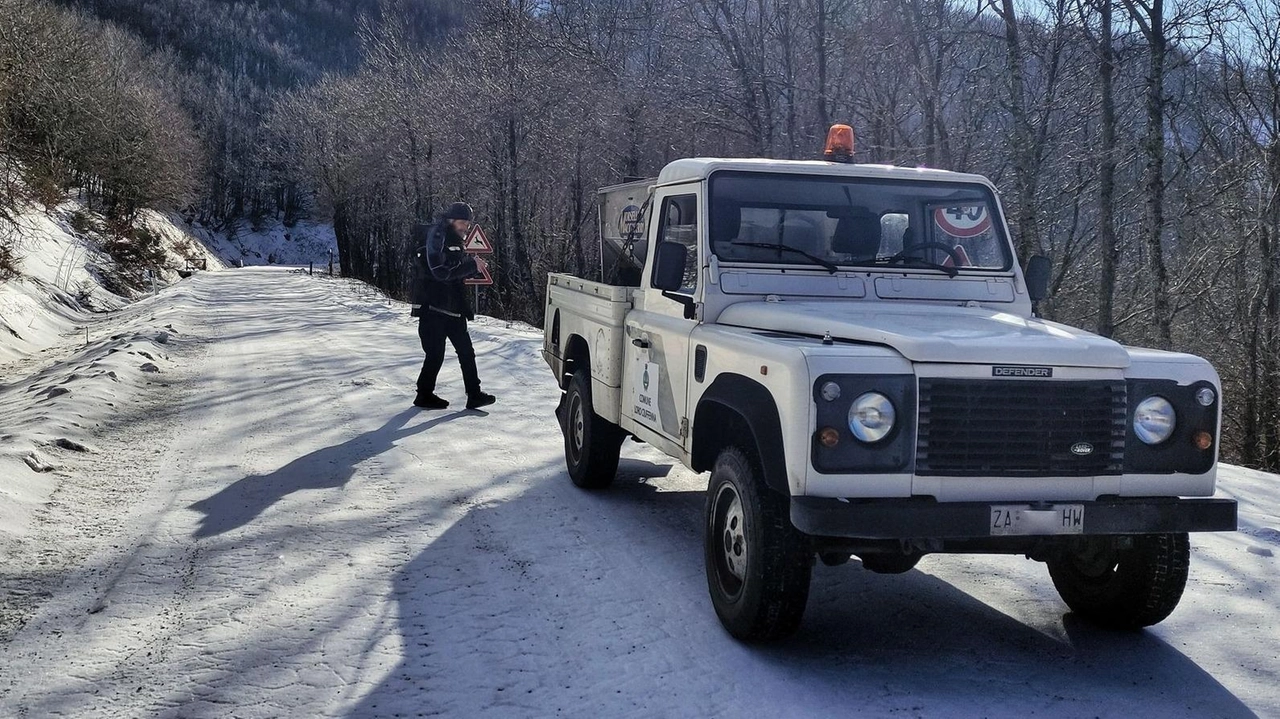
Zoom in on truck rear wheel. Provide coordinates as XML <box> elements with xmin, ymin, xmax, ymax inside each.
<box><xmin>562</xmin><ymin>368</ymin><xmax>622</xmax><ymax>489</ymax></box>
<box><xmin>705</xmin><ymin>446</ymin><xmax>811</xmax><ymax>641</ymax></box>
<box><xmin>1046</xmin><ymin>533</ymin><xmax>1189</xmax><ymax>629</ymax></box>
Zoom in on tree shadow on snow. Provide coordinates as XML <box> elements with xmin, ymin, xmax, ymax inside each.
<box><xmin>188</xmin><ymin>407</ymin><xmax>468</xmax><ymax>538</ymax></box>
<box><xmin>346</xmin><ymin>467</ymin><xmax>1258</xmax><ymax>718</ymax></box>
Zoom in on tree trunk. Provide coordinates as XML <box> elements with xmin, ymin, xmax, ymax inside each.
<box><xmin>1096</xmin><ymin>0</ymin><xmax>1119</xmax><ymax>338</ymax></box>
<box><xmin>506</xmin><ymin>113</ymin><xmax>535</xmax><ymax>313</ymax></box>
<box><xmin>780</xmin><ymin>2</ymin><xmax>798</xmax><ymax>158</ymax></box>
<box><xmin>333</xmin><ymin>201</ymin><xmax>351</xmax><ymax>278</ymax></box>
<box><xmin>570</xmin><ymin>141</ymin><xmax>587</xmax><ymax>278</ymax></box>
<box><xmin>999</xmin><ymin>0</ymin><xmax>1039</xmax><ymax>262</ymax></box>
<box><xmin>1126</xmin><ymin>0</ymin><xmax>1174</xmax><ymax>349</ymax></box>
<box><xmin>1262</xmin><ymin>141</ymin><xmax>1280</xmax><ymax>469</ymax></box>
<box><xmin>815</xmin><ymin>0</ymin><xmax>829</xmax><ymax>132</ymax></box>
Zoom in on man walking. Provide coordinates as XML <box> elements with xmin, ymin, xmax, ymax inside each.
<box><xmin>409</xmin><ymin>202</ymin><xmax>496</xmax><ymax>410</ymax></box>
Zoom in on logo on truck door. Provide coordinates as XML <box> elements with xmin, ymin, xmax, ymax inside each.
<box><xmin>633</xmin><ymin>361</ymin><xmax>661</xmax><ymax>426</ymax></box>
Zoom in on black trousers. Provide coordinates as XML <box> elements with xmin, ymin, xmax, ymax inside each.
<box><xmin>417</xmin><ymin>311</ymin><xmax>482</xmax><ymax>397</ymax></box>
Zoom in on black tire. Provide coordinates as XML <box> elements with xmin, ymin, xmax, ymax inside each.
<box><xmin>562</xmin><ymin>368</ymin><xmax>623</xmax><ymax>489</ymax></box>
<box><xmin>1046</xmin><ymin>533</ymin><xmax>1190</xmax><ymax>629</ymax></box>
<box><xmin>705</xmin><ymin>446</ymin><xmax>812</xmax><ymax>641</ymax></box>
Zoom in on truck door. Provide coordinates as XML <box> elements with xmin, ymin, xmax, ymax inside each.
<box><xmin>624</xmin><ymin>187</ymin><xmax>701</xmax><ymax>450</ymax></box>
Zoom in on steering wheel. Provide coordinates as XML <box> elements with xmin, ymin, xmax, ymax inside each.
<box><xmin>888</xmin><ymin>241</ymin><xmax>964</xmax><ymax>267</ymax></box>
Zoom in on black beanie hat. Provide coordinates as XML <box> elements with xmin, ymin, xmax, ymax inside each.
<box><xmin>444</xmin><ymin>202</ymin><xmax>473</xmax><ymax>221</ymax></box>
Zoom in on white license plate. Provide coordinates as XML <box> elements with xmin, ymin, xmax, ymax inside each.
<box><xmin>990</xmin><ymin>504</ymin><xmax>1084</xmax><ymax>536</ymax></box>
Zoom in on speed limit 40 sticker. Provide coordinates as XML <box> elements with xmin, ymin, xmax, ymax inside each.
<box><xmin>934</xmin><ymin>205</ymin><xmax>992</xmax><ymax>238</ymax></box>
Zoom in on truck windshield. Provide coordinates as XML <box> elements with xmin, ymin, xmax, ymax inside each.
<box><xmin>708</xmin><ymin>171</ymin><xmax>1012</xmax><ymax>273</ymax></box>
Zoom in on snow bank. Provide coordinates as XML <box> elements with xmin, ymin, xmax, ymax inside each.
<box><xmin>0</xmin><ymin>195</ymin><xmax>338</xmax><ymax>544</ymax></box>
<box><xmin>0</xmin><ymin>200</ymin><xmax>222</xmax><ymax>366</ymax></box>
<box><xmin>189</xmin><ymin>216</ymin><xmax>337</xmax><ymax>268</ymax></box>
<box><xmin>0</xmin><ymin>206</ymin><xmax>124</xmax><ymax>365</ymax></box>
<box><xmin>0</xmin><ymin>296</ymin><xmax>186</xmax><ymax>541</ymax></box>
<box><xmin>0</xmin><ymin>198</ymin><xmax>218</xmax><ymax>543</ymax></box>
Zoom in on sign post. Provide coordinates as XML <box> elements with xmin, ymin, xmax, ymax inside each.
<box><xmin>463</xmin><ymin>225</ymin><xmax>494</xmax><ymax>285</ymax></box>
<box><xmin>462</xmin><ymin>224</ymin><xmax>494</xmax><ymax>315</ymax></box>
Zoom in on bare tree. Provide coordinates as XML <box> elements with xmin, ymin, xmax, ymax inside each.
<box><xmin>250</xmin><ymin>0</ymin><xmax>1279</xmax><ymax>468</ymax></box>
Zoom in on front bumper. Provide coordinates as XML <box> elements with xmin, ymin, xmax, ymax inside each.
<box><xmin>791</xmin><ymin>496</ymin><xmax>1237</xmax><ymax>540</ymax></box>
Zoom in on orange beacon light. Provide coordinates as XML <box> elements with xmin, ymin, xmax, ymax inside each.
<box><xmin>823</xmin><ymin>124</ymin><xmax>856</xmax><ymax>162</ymax></box>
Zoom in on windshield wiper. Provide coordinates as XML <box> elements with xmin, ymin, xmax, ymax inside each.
<box><xmin>730</xmin><ymin>242</ymin><xmax>839</xmax><ymax>274</ymax></box>
<box><xmin>862</xmin><ymin>252</ymin><xmax>959</xmax><ymax>278</ymax></box>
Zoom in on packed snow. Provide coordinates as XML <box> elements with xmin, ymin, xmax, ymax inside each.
<box><xmin>0</xmin><ymin>266</ymin><xmax>1276</xmax><ymax>718</ymax></box>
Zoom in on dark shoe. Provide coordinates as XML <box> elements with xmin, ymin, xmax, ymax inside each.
<box><xmin>414</xmin><ymin>393</ymin><xmax>449</xmax><ymax>409</ymax></box>
<box><xmin>466</xmin><ymin>392</ymin><xmax>495</xmax><ymax>410</ymax></box>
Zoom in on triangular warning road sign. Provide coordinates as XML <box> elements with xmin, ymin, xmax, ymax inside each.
<box><xmin>463</xmin><ymin>225</ymin><xmax>494</xmax><ymax>253</ymax></box>
<box><xmin>464</xmin><ymin>255</ymin><xmax>494</xmax><ymax>286</ymax></box>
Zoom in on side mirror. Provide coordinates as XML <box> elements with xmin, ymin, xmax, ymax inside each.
<box><xmin>652</xmin><ymin>241</ymin><xmax>688</xmax><ymax>292</ymax></box>
<box><xmin>1025</xmin><ymin>255</ymin><xmax>1051</xmax><ymax>302</ymax></box>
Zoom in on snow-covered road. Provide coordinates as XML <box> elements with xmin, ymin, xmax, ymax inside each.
<box><xmin>1</xmin><ymin>267</ymin><xmax>1276</xmax><ymax>717</ymax></box>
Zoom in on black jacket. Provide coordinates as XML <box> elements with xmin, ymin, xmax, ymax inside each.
<box><xmin>409</xmin><ymin>220</ymin><xmax>479</xmax><ymax>320</ymax></box>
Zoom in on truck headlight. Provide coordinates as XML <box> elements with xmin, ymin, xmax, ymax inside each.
<box><xmin>1134</xmin><ymin>396</ymin><xmax>1176</xmax><ymax>445</ymax></box>
<box><xmin>848</xmin><ymin>392</ymin><xmax>895</xmax><ymax>443</ymax></box>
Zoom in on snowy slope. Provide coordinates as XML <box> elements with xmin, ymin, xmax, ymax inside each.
<box><xmin>0</xmin><ymin>200</ymin><xmax>223</xmax><ymax>365</ymax></box>
<box><xmin>0</xmin><ymin>207</ymin><xmax>123</xmax><ymax>364</ymax></box>
<box><xmin>0</xmin><ymin>267</ymin><xmax>1275</xmax><ymax>718</ymax></box>
<box><xmin>189</xmin><ymin>216</ymin><xmax>337</xmax><ymax>268</ymax></box>
<box><xmin>0</xmin><ymin>200</ymin><xmax>222</xmax><ymax>546</ymax></box>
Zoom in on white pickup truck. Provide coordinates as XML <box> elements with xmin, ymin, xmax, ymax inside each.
<box><xmin>542</xmin><ymin>128</ymin><xmax>1236</xmax><ymax>641</ymax></box>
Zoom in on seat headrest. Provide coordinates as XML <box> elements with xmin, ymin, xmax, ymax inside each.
<box><xmin>711</xmin><ymin>202</ymin><xmax>741</xmax><ymax>246</ymax></box>
<box><xmin>832</xmin><ymin>213</ymin><xmax>881</xmax><ymax>257</ymax></box>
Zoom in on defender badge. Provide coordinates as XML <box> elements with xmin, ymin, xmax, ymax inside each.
<box><xmin>993</xmin><ymin>365</ymin><xmax>1053</xmax><ymax>377</ymax></box>
<box><xmin>1070</xmin><ymin>442</ymin><xmax>1095</xmax><ymax>456</ymax></box>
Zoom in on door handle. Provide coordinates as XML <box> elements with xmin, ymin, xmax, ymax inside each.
<box><xmin>632</xmin><ymin>338</ymin><xmax>650</xmax><ymax>349</ymax></box>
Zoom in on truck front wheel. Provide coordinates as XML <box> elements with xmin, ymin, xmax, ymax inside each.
<box><xmin>705</xmin><ymin>446</ymin><xmax>812</xmax><ymax>641</ymax></box>
<box><xmin>1046</xmin><ymin>533</ymin><xmax>1190</xmax><ymax>629</ymax></box>
<box><xmin>562</xmin><ymin>368</ymin><xmax>623</xmax><ymax>489</ymax></box>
